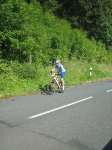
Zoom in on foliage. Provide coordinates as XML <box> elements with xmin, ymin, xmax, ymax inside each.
<box><xmin>13</xmin><ymin>63</ymin><xmax>37</xmax><ymax>79</ymax></box>
<box><xmin>42</xmin><ymin>0</ymin><xmax>112</xmax><ymax>48</ymax></box>
<box><xmin>0</xmin><ymin>0</ymin><xmax>111</xmax><ymax>64</ymax></box>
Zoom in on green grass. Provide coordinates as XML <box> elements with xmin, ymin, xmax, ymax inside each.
<box><xmin>0</xmin><ymin>61</ymin><xmax>112</xmax><ymax>99</ymax></box>
<box><xmin>65</xmin><ymin>61</ymin><xmax>112</xmax><ymax>85</ymax></box>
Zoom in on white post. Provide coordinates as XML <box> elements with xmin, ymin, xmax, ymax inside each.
<box><xmin>89</xmin><ymin>67</ymin><xmax>93</xmax><ymax>77</ymax></box>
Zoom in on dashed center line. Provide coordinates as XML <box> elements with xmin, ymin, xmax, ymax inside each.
<box><xmin>28</xmin><ymin>96</ymin><xmax>93</xmax><ymax>119</ymax></box>
<box><xmin>106</xmin><ymin>89</ymin><xmax>112</xmax><ymax>93</ymax></box>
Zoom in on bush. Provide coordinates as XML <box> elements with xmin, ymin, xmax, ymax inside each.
<box><xmin>0</xmin><ymin>63</ymin><xmax>12</xmax><ymax>74</ymax></box>
<box><xmin>12</xmin><ymin>63</ymin><xmax>37</xmax><ymax>79</ymax></box>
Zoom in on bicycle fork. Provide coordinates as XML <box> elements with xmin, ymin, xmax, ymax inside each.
<box><xmin>54</xmin><ymin>77</ymin><xmax>61</xmax><ymax>89</ymax></box>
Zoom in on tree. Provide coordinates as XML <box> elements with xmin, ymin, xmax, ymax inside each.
<box><xmin>42</xmin><ymin>0</ymin><xmax>112</xmax><ymax>48</ymax></box>
<box><xmin>77</xmin><ymin>0</ymin><xmax>112</xmax><ymax>48</ymax></box>
<box><xmin>39</xmin><ymin>0</ymin><xmax>60</xmax><ymax>13</ymax></box>
<box><xmin>0</xmin><ymin>0</ymin><xmax>25</xmax><ymax>31</ymax></box>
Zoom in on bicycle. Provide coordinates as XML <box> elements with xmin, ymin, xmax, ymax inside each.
<box><xmin>48</xmin><ymin>71</ymin><xmax>64</xmax><ymax>94</ymax></box>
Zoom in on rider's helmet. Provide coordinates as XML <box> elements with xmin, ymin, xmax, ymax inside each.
<box><xmin>56</xmin><ymin>59</ymin><xmax>60</xmax><ymax>64</ymax></box>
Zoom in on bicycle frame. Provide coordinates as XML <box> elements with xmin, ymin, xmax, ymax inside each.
<box><xmin>49</xmin><ymin>72</ymin><xmax>62</xmax><ymax>92</ymax></box>
<box><xmin>52</xmin><ymin>76</ymin><xmax>61</xmax><ymax>89</ymax></box>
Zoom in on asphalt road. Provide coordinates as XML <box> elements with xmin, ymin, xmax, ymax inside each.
<box><xmin>0</xmin><ymin>80</ymin><xmax>112</xmax><ymax>150</ymax></box>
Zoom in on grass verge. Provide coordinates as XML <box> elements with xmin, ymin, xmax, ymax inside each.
<box><xmin>0</xmin><ymin>61</ymin><xmax>112</xmax><ymax>99</ymax></box>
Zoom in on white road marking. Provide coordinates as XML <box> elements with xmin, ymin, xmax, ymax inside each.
<box><xmin>28</xmin><ymin>96</ymin><xmax>93</xmax><ymax>119</ymax></box>
<box><xmin>106</xmin><ymin>89</ymin><xmax>112</xmax><ymax>93</ymax></box>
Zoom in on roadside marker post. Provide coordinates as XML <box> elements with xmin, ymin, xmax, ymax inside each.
<box><xmin>89</xmin><ymin>67</ymin><xmax>93</xmax><ymax>77</ymax></box>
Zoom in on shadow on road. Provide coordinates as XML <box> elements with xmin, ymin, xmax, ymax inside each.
<box><xmin>102</xmin><ymin>139</ymin><xmax>112</xmax><ymax>150</ymax></box>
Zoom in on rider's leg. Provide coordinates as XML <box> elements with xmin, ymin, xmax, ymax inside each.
<box><xmin>60</xmin><ymin>72</ymin><xmax>66</xmax><ymax>91</ymax></box>
<box><xmin>60</xmin><ymin>78</ymin><xmax>64</xmax><ymax>91</ymax></box>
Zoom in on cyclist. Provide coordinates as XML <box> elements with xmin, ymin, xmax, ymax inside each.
<box><xmin>55</xmin><ymin>59</ymin><xmax>66</xmax><ymax>92</ymax></box>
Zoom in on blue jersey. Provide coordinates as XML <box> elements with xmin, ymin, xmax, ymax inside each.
<box><xmin>55</xmin><ymin>63</ymin><xmax>66</xmax><ymax>73</ymax></box>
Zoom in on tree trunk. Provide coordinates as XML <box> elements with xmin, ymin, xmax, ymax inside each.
<box><xmin>29</xmin><ymin>53</ymin><xmax>32</xmax><ymax>64</ymax></box>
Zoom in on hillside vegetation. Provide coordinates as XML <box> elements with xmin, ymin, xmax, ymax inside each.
<box><xmin>40</xmin><ymin>0</ymin><xmax>112</xmax><ymax>49</ymax></box>
<box><xmin>0</xmin><ymin>0</ymin><xmax>112</xmax><ymax>98</ymax></box>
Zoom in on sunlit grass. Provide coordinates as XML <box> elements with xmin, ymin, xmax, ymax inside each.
<box><xmin>0</xmin><ymin>60</ymin><xmax>112</xmax><ymax>99</ymax></box>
